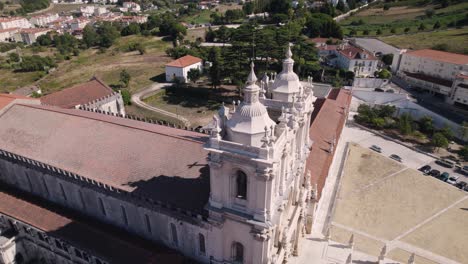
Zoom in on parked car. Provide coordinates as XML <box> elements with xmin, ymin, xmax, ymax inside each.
<box><xmin>419</xmin><ymin>165</ymin><xmax>431</xmax><ymax>174</ymax></box>
<box><xmin>455</xmin><ymin>181</ymin><xmax>467</xmax><ymax>190</ymax></box>
<box><xmin>389</xmin><ymin>154</ymin><xmax>402</xmax><ymax>162</ymax></box>
<box><xmin>370</xmin><ymin>145</ymin><xmax>382</xmax><ymax>153</ymax></box>
<box><xmin>429</xmin><ymin>169</ymin><xmax>441</xmax><ymax>178</ymax></box>
<box><xmin>439</xmin><ymin>172</ymin><xmax>450</xmax><ymax>182</ymax></box>
<box><xmin>461</xmin><ymin>165</ymin><xmax>468</xmax><ymax>176</ymax></box>
<box><xmin>446</xmin><ymin>175</ymin><xmax>459</xmax><ymax>185</ymax></box>
<box><xmin>436</xmin><ymin>159</ymin><xmax>455</xmax><ymax>168</ymax></box>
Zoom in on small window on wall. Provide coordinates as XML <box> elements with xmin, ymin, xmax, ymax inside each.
<box><xmin>198</xmin><ymin>234</ymin><xmax>206</xmax><ymax>255</ymax></box>
<box><xmin>236</xmin><ymin>171</ymin><xmax>247</xmax><ymax>200</ymax></box>
<box><xmin>232</xmin><ymin>242</ymin><xmax>244</xmax><ymax>263</ymax></box>
<box><xmin>170</xmin><ymin>223</ymin><xmax>178</xmax><ymax>246</ymax></box>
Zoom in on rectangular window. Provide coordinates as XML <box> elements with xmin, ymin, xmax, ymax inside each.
<box><xmin>121</xmin><ymin>205</ymin><xmax>128</xmax><ymax>226</ymax></box>
<box><xmin>98</xmin><ymin>198</ymin><xmax>107</xmax><ymax>216</ymax></box>
<box><xmin>42</xmin><ymin>178</ymin><xmax>50</xmax><ymax>196</ymax></box>
<box><xmin>145</xmin><ymin>214</ymin><xmax>152</xmax><ymax>234</ymax></box>
<box><xmin>59</xmin><ymin>183</ymin><xmax>67</xmax><ymax>201</ymax></box>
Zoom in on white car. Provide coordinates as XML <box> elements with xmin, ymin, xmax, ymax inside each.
<box><xmin>447</xmin><ymin>176</ymin><xmax>459</xmax><ymax>185</ymax></box>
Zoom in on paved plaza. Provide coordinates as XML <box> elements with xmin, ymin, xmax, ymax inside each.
<box><xmin>291</xmin><ymin>120</ymin><xmax>467</xmax><ymax>264</ymax></box>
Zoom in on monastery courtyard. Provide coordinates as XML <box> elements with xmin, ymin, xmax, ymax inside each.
<box><xmin>292</xmin><ymin>122</ymin><xmax>468</xmax><ymax>264</ymax></box>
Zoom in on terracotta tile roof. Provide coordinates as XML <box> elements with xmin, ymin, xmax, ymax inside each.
<box><xmin>166</xmin><ymin>55</ymin><xmax>202</xmax><ymax>68</ymax></box>
<box><xmin>41</xmin><ymin>78</ymin><xmax>115</xmax><ymax>108</ymax></box>
<box><xmin>0</xmin><ymin>186</ymin><xmax>186</xmax><ymax>264</ymax></box>
<box><xmin>0</xmin><ymin>93</ymin><xmax>38</xmax><ymax>110</ymax></box>
<box><xmin>0</xmin><ymin>17</ymin><xmax>26</xmax><ymax>22</ymax></box>
<box><xmin>20</xmin><ymin>28</ymin><xmax>50</xmax><ymax>34</ymax></box>
<box><xmin>0</xmin><ymin>104</ymin><xmax>210</xmax><ymax>215</ymax></box>
<box><xmin>406</xmin><ymin>49</ymin><xmax>468</xmax><ymax>65</ymax></box>
<box><xmin>456</xmin><ymin>73</ymin><xmax>468</xmax><ymax>79</ymax></box>
<box><xmin>310</xmin><ymin>37</ymin><xmax>340</xmax><ymax>44</ymax></box>
<box><xmin>306</xmin><ymin>89</ymin><xmax>351</xmax><ymax>200</ymax></box>
<box><xmin>339</xmin><ymin>46</ymin><xmax>376</xmax><ymax>60</ymax></box>
<box><xmin>0</xmin><ymin>27</ymin><xmax>19</xmax><ymax>33</ymax></box>
<box><xmin>404</xmin><ymin>71</ymin><xmax>453</xmax><ymax>87</ymax></box>
<box><xmin>317</xmin><ymin>45</ymin><xmax>338</xmax><ymax>51</ymax></box>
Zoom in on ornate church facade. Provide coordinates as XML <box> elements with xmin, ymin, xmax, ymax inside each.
<box><xmin>0</xmin><ymin>45</ymin><xmax>316</xmax><ymax>264</ymax></box>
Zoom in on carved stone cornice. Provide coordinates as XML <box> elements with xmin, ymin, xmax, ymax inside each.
<box><xmin>251</xmin><ymin>228</ymin><xmax>271</xmax><ymax>242</ymax></box>
<box><xmin>256</xmin><ymin>168</ymin><xmax>274</xmax><ymax>181</ymax></box>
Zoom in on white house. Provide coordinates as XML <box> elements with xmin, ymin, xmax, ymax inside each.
<box><xmin>15</xmin><ymin>28</ymin><xmax>51</xmax><ymax>45</ymax></box>
<box><xmin>165</xmin><ymin>55</ymin><xmax>203</xmax><ymax>83</ymax></box>
<box><xmin>0</xmin><ymin>28</ymin><xmax>19</xmax><ymax>42</ymax></box>
<box><xmin>395</xmin><ymin>49</ymin><xmax>468</xmax><ymax>106</ymax></box>
<box><xmin>30</xmin><ymin>13</ymin><xmax>59</xmax><ymax>27</ymax></box>
<box><xmin>122</xmin><ymin>1</ymin><xmax>141</xmax><ymax>12</ymax></box>
<box><xmin>334</xmin><ymin>45</ymin><xmax>379</xmax><ymax>77</ymax></box>
<box><xmin>0</xmin><ymin>17</ymin><xmax>31</xmax><ymax>30</ymax></box>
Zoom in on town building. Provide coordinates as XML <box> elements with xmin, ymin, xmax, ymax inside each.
<box><xmin>315</xmin><ymin>42</ymin><xmax>379</xmax><ymax>77</ymax></box>
<box><xmin>41</xmin><ymin>77</ymin><xmax>126</xmax><ymax>116</ymax></box>
<box><xmin>15</xmin><ymin>28</ymin><xmax>51</xmax><ymax>45</ymax></box>
<box><xmin>122</xmin><ymin>2</ymin><xmax>142</xmax><ymax>12</ymax></box>
<box><xmin>70</xmin><ymin>17</ymin><xmax>91</xmax><ymax>31</ymax></box>
<box><xmin>0</xmin><ymin>46</ymin><xmax>339</xmax><ymax>264</ymax></box>
<box><xmin>0</xmin><ymin>17</ymin><xmax>31</xmax><ymax>30</ymax></box>
<box><xmin>395</xmin><ymin>49</ymin><xmax>468</xmax><ymax>107</ymax></box>
<box><xmin>0</xmin><ymin>28</ymin><xmax>19</xmax><ymax>42</ymax></box>
<box><xmin>116</xmin><ymin>15</ymin><xmax>148</xmax><ymax>26</ymax></box>
<box><xmin>165</xmin><ymin>55</ymin><xmax>203</xmax><ymax>83</ymax></box>
<box><xmin>30</xmin><ymin>13</ymin><xmax>60</xmax><ymax>27</ymax></box>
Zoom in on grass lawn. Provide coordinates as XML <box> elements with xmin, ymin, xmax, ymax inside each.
<box><xmin>33</xmin><ymin>3</ymin><xmax>88</xmax><ymax>15</ymax></box>
<box><xmin>143</xmin><ymin>84</ymin><xmax>240</xmax><ymax>127</ymax></box>
<box><xmin>341</xmin><ymin>2</ymin><xmax>468</xmax><ymax>37</ymax></box>
<box><xmin>37</xmin><ymin>35</ymin><xmax>171</xmax><ymax>95</ymax></box>
<box><xmin>379</xmin><ymin>26</ymin><xmax>468</xmax><ymax>54</ymax></box>
<box><xmin>0</xmin><ymin>69</ymin><xmax>44</xmax><ymax>93</ymax></box>
<box><xmin>183</xmin><ymin>10</ymin><xmax>213</xmax><ymax>25</ymax></box>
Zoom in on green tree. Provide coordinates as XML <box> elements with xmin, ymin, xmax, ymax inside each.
<box><xmin>363</xmin><ymin>29</ymin><xmax>370</xmax><ymax>35</ymax></box>
<box><xmin>431</xmin><ymin>132</ymin><xmax>449</xmax><ymax>150</ymax></box>
<box><xmin>390</xmin><ymin>28</ymin><xmax>396</xmax><ymax>34</ymax></box>
<box><xmin>120</xmin><ymin>89</ymin><xmax>131</xmax><ymax>105</ymax></box>
<box><xmin>7</xmin><ymin>52</ymin><xmax>20</xmax><ymax>63</ymax></box>
<box><xmin>404</xmin><ymin>27</ymin><xmax>410</xmax><ymax>33</ymax></box>
<box><xmin>433</xmin><ymin>20</ymin><xmax>441</xmax><ymax>29</ymax></box>
<box><xmin>378</xmin><ymin>69</ymin><xmax>391</xmax><ymax>79</ymax></box>
<box><xmin>0</xmin><ymin>2</ymin><xmax>4</xmax><ymax>10</ymax></box>
<box><xmin>459</xmin><ymin>121</ymin><xmax>468</xmax><ymax>141</ymax></box>
<box><xmin>382</xmin><ymin>54</ymin><xmax>393</xmax><ymax>65</ymax></box>
<box><xmin>336</xmin><ymin>1</ymin><xmax>347</xmax><ymax>13</ymax></box>
<box><xmin>97</xmin><ymin>22</ymin><xmax>120</xmax><ymax>48</ymax></box>
<box><xmin>83</xmin><ymin>25</ymin><xmax>99</xmax><ymax>48</ymax></box>
<box><xmin>425</xmin><ymin>9</ymin><xmax>435</xmax><ymax>18</ymax></box>
<box><xmin>187</xmin><ymin>68</ymin><xmax>201</xmax><ymax>83</ymax></box>
<box><xmin>383</xmin><ymin>4</ymin><xmax>390</xmax><ymax>10</ymax></box>
<box><xmin>440</xmin><ymin>125</ymin><xmax>454</xmax><ymax>140</ymax></box>
<box><xmin>399</xmin><ymin>113</ymin><xmax>413</xmax><ymax>135</ymax></box>
<box><xmin>350</xmin><ymin>29</ymin><xmax>357</xmax><ymax>35</ymax></box>
<box><xmin>120</xmin><ymin>69</ymin><xmax>131</xmax><ymax>88</ymax></box>
<box><xmin>121</xmin><ymin>22</ymin><xmax>141</xmax><ymax>36</ymax></box>
<box><xmin>208</xmin><ymin>47</ymin><xmax>222</xmax><ymax>88</ymax></box>
<box><xmin>347</xmin><ymin>0</ymin><xmax>356</xmax><ymax>10</ymax></box>
<box><xmin>459</xmin><ymin>145</ymin><xmax>468</xmax><ymax>161</ymax></box>
<box><xmin>418</xmin><ymin>23</ymin><xmax>426</xmax><ymax>31</ymax></box>
<box><xmin>243</xmin><ymin>1</ymin><xmax>254</xmax><ymax>15</ymax></box>
<box><xmin>419</xmin><ymin>116</ymin><xmax>434</xmax><ymax>135</ymax></box>
<box><xmin>135</xmin><ymin>43</ymin><xmax>145</xmax><ymax>55</ymax></box>
<box><xmin>376</xmin><ymin>29</ymin><xmax>382</xmax><ymax>35</ymax></box>
<box><xmin>36</xmin><ymin>33</ymin><xmax>53</xmax><ymax>46</ymax></box>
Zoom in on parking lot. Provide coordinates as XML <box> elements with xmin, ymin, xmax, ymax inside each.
<box><xmin>344</xmin><ymin>121</ymin><xmax>468</xmax><ymax>186</ymax></box>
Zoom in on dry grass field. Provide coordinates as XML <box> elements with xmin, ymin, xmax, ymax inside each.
<box><xmin>330</xmin><ymin>143</ymin><xmax>468</xmax><ymax>263</ymax></box>
<box><xmin>37</xmin><ymin>35</ymin><xmax>171</xmax><ymax>95</ymax></box>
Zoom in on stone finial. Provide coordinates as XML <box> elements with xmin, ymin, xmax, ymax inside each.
<box><xmin>325</xmin><ymin>227</ymin><xmax>331</xmax><ymax>241</ymax></box>
<box><xmin>345</xmin><ymin>253</ymin><xmax>352</xmax><ymax>264</ymax></box>
<box><xmin>286</xmin><ymin>43</ymin><xmax>293</xmax><ymax>59</ymax></box>
<box><xmin>348</xmin><ymin>234</ymin><xmax>354</xmax><ymax>249</ymax></box>
<box><xmin>379</xmin><ymin>245</ymin><xmax>387</xmax><ymax>261</ymax></box>
<box><xmin>261</xmin><ymin>126</ymin><xmax>270</xmax><ymax>148</ymax></box>
<box><xmin>247</xmin><ymin>61</ymin><xmax>258</xmax><ymax>85</ymax></box>
<box><xmin>408</xmin><ymin>253</ymin><xmax>415</xmax><ymax>264</ymax></box>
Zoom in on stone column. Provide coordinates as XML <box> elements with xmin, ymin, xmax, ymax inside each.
<box><xmin>292</xmin><ymin>210</ymin><xmax>304</xmax><ymax>256</ymax></box>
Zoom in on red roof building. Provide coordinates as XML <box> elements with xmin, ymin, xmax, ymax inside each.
<box><xmin>166</xmin><ymin>55</ymin><xmax>203</xmax><ymax>68</ymax></box>
<box><xmin>165</xmin><ymin>55</ymin><xmax>203</xmax><ymax>83</ymax></box>
<box><xmin>306</xmin><ymin>89</ymin><xmax>352</xmax><ymax>200</ymax></box>
<box><xmin>406</xmin><ymin>49</ymin><xmax>468</xmax><ymax>65</ymax></box>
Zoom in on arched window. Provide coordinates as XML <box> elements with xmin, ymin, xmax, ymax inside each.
<box><xmin>170</xmin><ymin>223</ymin><xmax>178</xmax><ymax>246</ymax></box>
<box><xmin>232</xmin><ymin>242</ymin><xmax>244</xmax><ymax>263</ymax></box>
<box><xmin>236</xmin><ymin>171</ymin><xmax>247</xmax><ymax>199</ymax></box>
<box><xmin>198</xmin><ymin>233</ymin><xmax>206</xmax><ymax>255</ymax></box>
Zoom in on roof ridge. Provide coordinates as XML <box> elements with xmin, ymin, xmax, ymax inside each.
<box><xmin>17</xmin><ymin>104</ymin><xmax>206</xmax><ymax>144</ymax></box>
<box><xmin>90</xmin><ymin>76</ymin><xmax>115</xmax><ymax>94</ymax></box>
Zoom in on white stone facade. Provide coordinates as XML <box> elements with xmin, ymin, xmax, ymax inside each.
<box><xmin>0</xmin><ymin>46</ymin><xmax>317</xmax><ymax>264</ymax></box>
<box><xmin>0</xmin><ymin>17</ymin><xmax>31</xmax><ymax>30</ymax></box>
<box><xmin>77</xmin><ymin>92</ymin><xmax>126</xmax><ymax>116</ymax></box>
<box><xmin>30</xmin><ymin>14</ymin><xmax>59</xmax><ymax>27</ymax></box>
<box><xmin>165</xmin><ymin>62</ymin><xmax>203</xmax><ymax>83</ymax></box>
